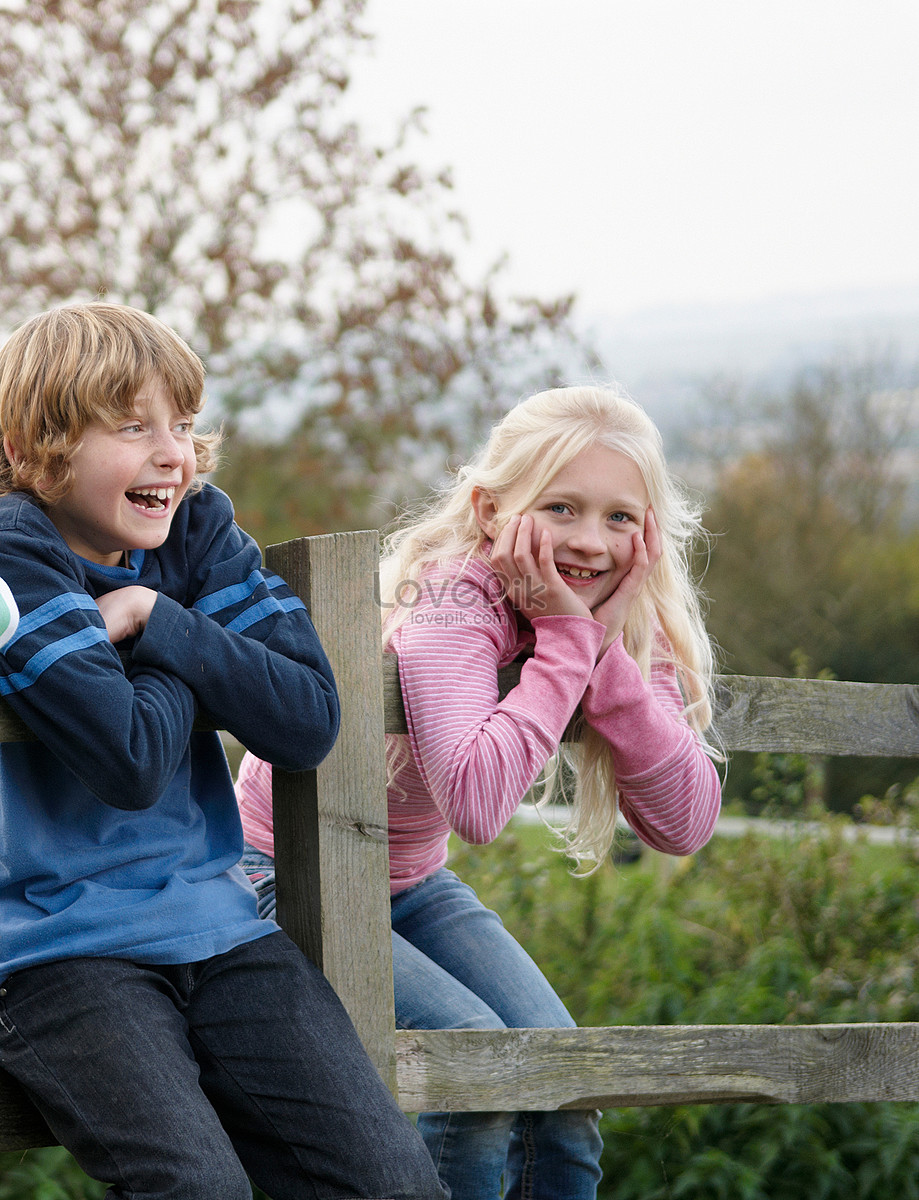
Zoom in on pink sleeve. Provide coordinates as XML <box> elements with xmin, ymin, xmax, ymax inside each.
<box><xmin>581</xmin><ymin>638</ymin><xmax>721</xmax><ymax>855</ymax></box>
<box><xmin>234</xmin><ymin>750</ymin><xmax>276</xmax><ymax>857</ymax></box>
<box><xmin>395</xmin><ymin>570</ymin><xmax>604</xmax><ymax>844</ymax></box>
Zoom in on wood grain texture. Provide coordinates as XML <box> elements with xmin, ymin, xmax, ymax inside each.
<box><xmin>712</xmin><ymin>675</ymin><xmax>919</xmax><ymax>755</ymax></box>
<box><xmin>267</xmin><ymin>532</ymin><xmax>397</xmax><ymax>1092</ymax></box>
<box><xmin>383</xmin><ymin>661</ymin><xmax>919</xmax><ymax>756</ymax></box>
<box><xmin>395</xmin><ymin>1023</ymin><xmax>919</xmax><ymax>1110</ymax></box>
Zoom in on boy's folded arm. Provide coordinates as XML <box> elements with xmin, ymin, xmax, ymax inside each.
<box><xmin>2</xmin><ymin>634</ymin><xmax>198</xmax><ymax>811</ymax></box>
<box><xmin>125</xmin><ymin>496</ymin><xmax>341</xmax><ymax>771</ymax></box>
<box><xmin>133</xmin><ymin>592</ymin><xmax>339</xmax><ymax>772</ymax></box>
<box><xmin>0</xmin><ymin>536</ymin><xmax>200</xmax><ymax>809</ymax></box>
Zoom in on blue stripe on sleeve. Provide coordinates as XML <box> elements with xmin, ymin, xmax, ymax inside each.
<box><xmin>4</xmin><ymin>592</ymin><xmax>101</xmax><ymax>649</ymax></box>
<box><xmin>227</xmin><ymin>595</ymin><xmax>306</xmax><ymax>633</ymax></box>
<box><xmin>192</xmin><ymin>570</ymin><xmax>266</xmax><ymax>616</ymax></box>
<box><xmin>192</xmin><ymin>570</ymin><xmax>303</xmax><ymax>630</ymax></box>
<box><xmin>0</xmin><ymin>626</ymin><xmax>111</xmax><ymax>696</ymax></box>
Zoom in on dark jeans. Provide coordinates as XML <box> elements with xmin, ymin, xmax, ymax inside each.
<box><xmin>0</xmin><ymin>930</ymin><xmax>445</xmax><ymax>1200</ymax></box>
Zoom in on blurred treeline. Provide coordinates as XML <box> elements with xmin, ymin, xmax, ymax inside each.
<box><xmin>0</xmin><ymin>0</ymin><xmax>590</xmax><ymax>543</ymax></box>
<box><xmin>688</xmin><ymin>357</ymin><xmax>919</xmax><ymax>811</ymax></box>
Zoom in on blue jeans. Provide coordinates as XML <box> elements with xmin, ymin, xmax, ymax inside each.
<box><xmin>391</xmin><ymin>869</ymin><xmax>602</xmax><ymax>1200</ymax></box>
<box><xmin>0</xmin><ymin>930</ymin><xmax>446</xmax><ymax>1200</ymax></box>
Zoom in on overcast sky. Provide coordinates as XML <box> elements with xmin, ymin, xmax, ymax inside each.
<box><xmin>350</xmin><ymin>0</ymin><xmax>919</xmax><ymax>323</ymax></box>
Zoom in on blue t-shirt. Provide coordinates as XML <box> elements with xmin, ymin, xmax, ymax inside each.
<box><xmin>0</xmin><ymin>484</ymin><xmax>339</xmax><ymax>981</ymax></box>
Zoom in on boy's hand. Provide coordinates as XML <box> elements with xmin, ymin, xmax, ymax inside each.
<box><xmin>95</xmin><ymin>586</ymin><xmax>158</xmax><ymax>643</ymax></box>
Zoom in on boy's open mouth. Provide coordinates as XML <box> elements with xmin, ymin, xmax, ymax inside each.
<box><xmin>126</xmin><ymin>487</ymin><xmax>175</xmax><ymax>511</ymax></box>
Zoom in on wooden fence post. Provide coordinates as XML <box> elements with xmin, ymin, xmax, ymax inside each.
<box><xmin>266</xmin><ymin>532</ymin><xmax>397</xmax><ymax>1092</ymax></box>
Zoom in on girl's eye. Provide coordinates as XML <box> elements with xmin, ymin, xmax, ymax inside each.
<box><xmin>610</xmin><ymin>512</ymin><xmax>632</xmax><ymax>524</ymax></box>
<box><xmin>547</xmin><ymin>503</ymin><xmax>569</xmax><ymax>515</ymax></box>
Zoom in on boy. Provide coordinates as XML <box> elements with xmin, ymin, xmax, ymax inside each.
<box><xmin>0</xmin><ymin>304</ymin><xmax>445</xmax><ymax>1200</ymax></box>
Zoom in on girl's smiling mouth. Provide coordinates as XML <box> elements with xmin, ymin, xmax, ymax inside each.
<box><xmin>556</xmin><ymin>564</ymin><xmax>603</xmax><ymax>581</ymax></box>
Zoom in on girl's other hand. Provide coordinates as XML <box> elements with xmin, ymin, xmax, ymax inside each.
<box><xmin>592</xmin><ymin>507</ymin><xmax>662</xmax><ymax>656</ymax></box>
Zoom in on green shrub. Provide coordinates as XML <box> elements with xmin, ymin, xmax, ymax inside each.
<box><xmin>449</xmin><ymin>813</ymin><xmax>919</xmax><ymax>1199</ymax></box>
<box><xmin>0</xmin><ymin>1148</ymin><xmax>105</xmax><ymax>1200</ymax></box>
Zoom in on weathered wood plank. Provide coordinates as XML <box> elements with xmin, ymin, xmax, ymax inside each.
<box><xmin>267</xmin><ymin>532</ymin><xmax>397</xmax><ymax>1092</ymax></box>
<box><xmin>384</xmin><ymin>663</ymin><xmax>919</xmax><ymax>756</ymax></box>
<box><xmin>713</xmin><ymin>675</ymin><xmax>919</xmax><ymax>756</ymax></box>
<box><xmin>395</xmin><ymin>1023</ymin><xmax>919</xmax><ymax>1110</ymax></box>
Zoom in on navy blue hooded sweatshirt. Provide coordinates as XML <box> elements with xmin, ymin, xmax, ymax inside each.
<box><xmin>0</xmin><ymin>484</ymin><xmax>338</xmax><ymax>982</ymax></box>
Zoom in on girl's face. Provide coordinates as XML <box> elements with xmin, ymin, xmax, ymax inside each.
<box><xmin>512</xmin><ymin>443</ymin><xmax>651</xmax><ymax>611</ymax></box>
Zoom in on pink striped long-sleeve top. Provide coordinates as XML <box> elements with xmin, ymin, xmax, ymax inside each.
<box><xmin>236</xmin><ymin>555</ymin><xmax>721</xmax><ymax>894</ymax></box>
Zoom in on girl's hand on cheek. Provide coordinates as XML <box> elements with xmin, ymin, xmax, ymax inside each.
<box><xmin>593</xmin><ymin>508</ymin><xmax>662</xmax><ymax>657</ymax></box>
<box><xmin>490</xmin><ymin>514</ymin><xmax>591</xmax><ymax>623</ymax></box>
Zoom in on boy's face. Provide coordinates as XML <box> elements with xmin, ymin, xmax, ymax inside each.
<box><xmin>45</xmin><ymin>376</ymin><xmax>197</xmax><ymax>566</ymax></box>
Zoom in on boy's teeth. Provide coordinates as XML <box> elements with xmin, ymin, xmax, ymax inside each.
<box><xmin>128</xmin><ymin>486</ymin><xmax>175</xmax><ymax>509</ymax></box>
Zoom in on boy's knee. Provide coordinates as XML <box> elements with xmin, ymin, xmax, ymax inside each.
<box><xmin>386</xmin><ymin>1136</ymin><xmax>450</xmax><ymax>1200</ymax></box>
<box><xmin>118</xmin><ymin>1145</ymin><xmax>251</xmax><ymax>1200</ymax></box>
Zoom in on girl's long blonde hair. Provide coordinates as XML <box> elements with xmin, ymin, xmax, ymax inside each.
<box><xmin>381</xmin><ymin>385</ymin><xmax>718</xmax><ymax>869</ymax></box>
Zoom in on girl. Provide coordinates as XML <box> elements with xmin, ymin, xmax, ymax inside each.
<box><xmin>236</xmin><ymin>385</ymin><xmax>722</xmax><ymax>1200</ymax></box>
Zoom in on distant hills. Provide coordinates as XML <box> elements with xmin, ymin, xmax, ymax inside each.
<box><xmin>584</xmin><ymin>283</ymin><xmax>919</xmax><ymax>434</ymax></box>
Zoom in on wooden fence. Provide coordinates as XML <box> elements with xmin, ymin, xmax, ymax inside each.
<box><xmin>3</xmin><ymin>528</ymin><xmax>919</xmax><ymax>1151</ymax></box>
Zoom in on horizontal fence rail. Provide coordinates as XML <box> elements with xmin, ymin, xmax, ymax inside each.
<box><xmin>5</xmin><ymin>670</ymin><xmax>919</xmax><ymax>757</ymax></box>
<box><xmin>394</xmin><ymin>1022</ymin><xmax>919</xmax><ymax>1110</ymax></box>
<box><xmin>383</xmin><ymin>659</ymin><xmax>919</xmax><ymax>756</ymax></box>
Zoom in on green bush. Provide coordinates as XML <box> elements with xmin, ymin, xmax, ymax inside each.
<box><xmin>598</xmin><ymin>1102</ymin><xmax>919</xmax><ymax>1200</ymax></box>
<box><xmin>0</xmin><ymin>1148</ymin><xmax>105</xmax><ymax>1200</ymax></box>
<box><xmin>448</xmin><ymin>809</ymin><xmax>919</xmax><ymax>1199</ymax></box>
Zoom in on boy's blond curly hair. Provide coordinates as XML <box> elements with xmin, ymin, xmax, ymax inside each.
<box><xmin>0</xmin><ymin>303</ymin><xmax>221</xmax><ymax>503</ymax></box>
